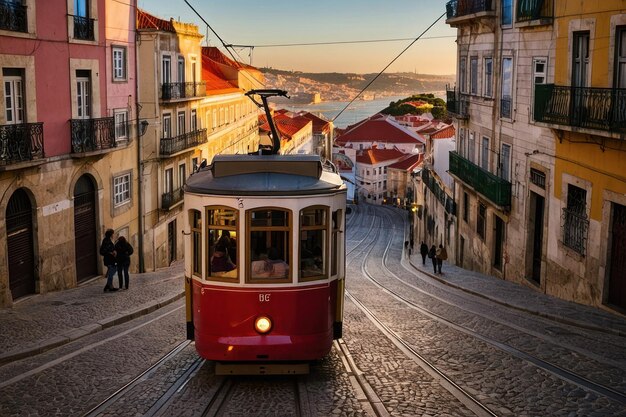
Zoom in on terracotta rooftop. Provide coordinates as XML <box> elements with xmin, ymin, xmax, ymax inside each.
<box><xmin>259</xmin><ymin>113</ymin><xmax>312</xmax><ymax>139</ymax></box>
<box><xmin>356</xmin><ymin>148</ymin><xmax>405</xmax><ymax>165</ymax></box>
<box><xmin>202</xmin><ymin>47</ymin><xmax>258</xmax><ymax>71</ymax></box>
<box><xmin>137</xmin><ymin>9</ymin><xmax>175</xmax><ymax>32</ymax></box>
<box><xmin>388</xmin><ymin>153</ymin><xmax>423</xmax><ymax>171</ymax></box>
<box><xmin>298</xmin><ymin>112</ymin><xmax>331</xmax><ymax>134</ymax></box>
<box><xmin>431</xmin><ymin>125</ymin><xmax>456</xmax><ymax>139</ymax></box>
<box><xmin>336</xmin><ymin>116</ymin><xmax>425</xmax><ymax>146</ymax></box>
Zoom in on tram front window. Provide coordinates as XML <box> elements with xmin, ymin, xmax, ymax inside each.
<box><xmin>248</xmin><ymin>208</ymin><xmax>291</xmax><ymax>282</ymax></box>
<box><xmin>300</xmin><ymin>207</ymin><xmax>328</xmax><ymax>280</ymax></box>
<box><xmin>206</xmin><ymin>207</ymin><xmax>238</xmax><ymax>281</ymax></box>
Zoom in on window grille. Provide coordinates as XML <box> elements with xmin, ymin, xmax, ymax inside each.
<box><xmin>530</xmin><ymin>168</ymin><xmax>546</xmax><ymax>189</ymax></box>
<box><xmin>562</xmin><ymin>184</ymin><xmax>588</xmax><ymax>255</ymax></box>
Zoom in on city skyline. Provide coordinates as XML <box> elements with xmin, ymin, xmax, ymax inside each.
<box><xmin>138</xmin><ymin>0</ymin><xmax>457</xmax><ymax>75</ymax></box>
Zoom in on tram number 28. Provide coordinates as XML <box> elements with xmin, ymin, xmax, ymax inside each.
<box><xmin>259</xmin><ymin>294</ymin><xmax>271</xmax><ymax>302</ymax></box>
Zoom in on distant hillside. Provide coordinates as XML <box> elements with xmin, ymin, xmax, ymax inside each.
<box><xmin>261</xmin><ymin>68</ymin><xmax>454</xmax><ymax>103</ymax></box>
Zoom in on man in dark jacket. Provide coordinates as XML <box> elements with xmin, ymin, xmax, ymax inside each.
<box><xmin>419</xmin><ymin>241</ymin><xmax>429</xmax><ymax>265</ymax></box>
<box><xmin>100</xmin><ymin>229</ymin><xmax>118</xmax><ymax>292</ymax></box>
<box><xmin>115</xmin><ymin>236</ymin><xmax>133</xmax><ymax>290</ymax></box>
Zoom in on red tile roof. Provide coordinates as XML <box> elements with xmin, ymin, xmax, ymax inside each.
<box><xmin>202</xmin><ymin>47</ymin><xmax>258</xmax><ymax>71</ymax></box>
<box><xmin>298</xmin><ymin>112</ymin><xmax>331</xmax><ymax>134</ymax></box>
<box><xmin>258</xmin><ymin>113</ymin><xmax>312</xmax><ymax>139</ymax></box>
<box><xmin>356</xmin><ymin>148</ymin><xmax>405</xmax><ymax>165</ymax></box>
<box><xmin>431</xmin><ymin>125</ymin><xmax>456</xmax><ymax>139</ymax></box>
<box><xmin>137</xmin><ymin>9</ymin><xmax>175</xmax><ymax>32</ymax></box>
<box><xmin>388</xmin><ymin>153</ymin><xmax>423</xmax><ymax>171</ymax></box>
<box><xmin>336</xmin><ymin>117</ymin><xmax>424</xmax><ymax>146</ymax></box>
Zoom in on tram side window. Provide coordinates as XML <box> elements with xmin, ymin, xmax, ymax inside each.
<box><xmin>191</xmin><ymin>210</ymin><xmax>202</xmax><ymax>277</ymax></box>
<box><xmin>206</xmin><ymin>207</ymin><xmax>238</xmax><ymax>281</ymax></box>
<box><xmin>300</xmin><ymin>206</ymin><xmax>328</xmax><ymax>281</ymax></box>
<box><xmin>248</xmin><ymin>208</ymin><xmax>291</xmax><ymax>282</ymax></box>
<box><xmin>331</xmin><ymin>210</ymin><xmax>342</xmax><ymax>276</ymax></box>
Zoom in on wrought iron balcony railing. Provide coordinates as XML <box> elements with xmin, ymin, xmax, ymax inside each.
<box><xmin>71</xmin><ymin>117</ymin><xmax>115</xmax><ymax>153</ymax></box>
<box><xmin>160</xmin><ymin>82</ymin><xmax>207</xmax><ymax>100</ymax></box>
<box><xmin>161</xmin><ymin>187</ymin><xmax>184</xmax><ymax>210</ymax></box>
<box><xmin>446</xmin><ymin>88</ymin><xmax>469</xmax><ymax>119</ymax></box>
<box><xmin>446</xmin><ymin>0</ymin><xmax>493</xmax><ymax>20</ymax></box>
<box><xmin>0</xmin><ymin>123</ymin><xmax>44</xmax><ymax>165</ymax></box>
<box><xmin>449</xmin><ymin>151</ymin><xmax>512</xmax><ymax>208</ymax></box>
<box><xmin>73</xmin><ymin>15</ymin><xmax>94</xmax><ymax>41</ymax></box>
<box><xmin>516</xmin><ymin>0</ymin><xmax>553</xmax><ymax>23</ymax></box>
<box><xmin>534</xmin><ymin>84</ymin><xmax>626</xmax><ymax>133</ymax></box>
<box><xmin>160</xmin><ymin>128</ymin><xmax>207</xmax><ymax>156</ymax></box>
<box><xmin>0</xmin><ymin>0</ymin><xmax>27</xmax><ymax>32</ymax></box>
<box><xmin>422</xmin><ymin>168</ymin><xmax>456</xmax><ymax>215</ymax></box>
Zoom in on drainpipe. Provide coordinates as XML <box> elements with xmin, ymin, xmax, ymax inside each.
<box><xmin>134</xmin><ymin>0</ymin><xmax>145</xmax><ymax>272</ymax></box>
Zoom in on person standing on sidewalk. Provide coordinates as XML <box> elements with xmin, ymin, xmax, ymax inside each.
<box><xmin>435</xmin><ymin>244</ymin><xmax>448</xmax><ymax>274</ymax></box>
<box><xmin>99</xmin><ymin>229</ymin><xmax>118</xmax><ymax>292</ymax></box>
<box><xmin>428</xmin><ymin>245</ymin><xmax>437</xmax><ymax>273</ymax></box>
<box><xmin>420</xmin><ymin>241</ymin><xmax>428</xmax><ymax>265</ymax></box>
<box><xmin>115</xmin><ymin>236</ymin><xmax>133</xmax><ymax>290</ymax></box>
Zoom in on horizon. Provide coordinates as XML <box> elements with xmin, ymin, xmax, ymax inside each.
<box><xmin>138</xmin><ymin>0</ymin><xmax>457</xmax><ymax>75</ymax></box>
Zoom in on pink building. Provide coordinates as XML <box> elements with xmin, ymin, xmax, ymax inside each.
<box><xmin>0</xmin><ymin>1</ymin><xmax>138</xmax><ymax>306</ymax></box>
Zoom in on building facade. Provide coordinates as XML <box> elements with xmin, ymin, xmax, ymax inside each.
<box><xmin>0</xmin><ymin>0</ymin><xmax>138</xmax><ymax>306</ymax></box>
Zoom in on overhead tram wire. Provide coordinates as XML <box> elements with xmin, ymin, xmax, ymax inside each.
<box><xmin>331</xmin><ymin>11</ymin><xmax>447</xmax><ymax>123</ymax></box>
<box><xmin>231</xmin><ymin>35</ymin><xmax>456</xmax><ymax>48</ymax></box>
<box><xmin>183</xmin><ymin>0</ymin><xmax>265</xmax><ymax>90</ymax></box>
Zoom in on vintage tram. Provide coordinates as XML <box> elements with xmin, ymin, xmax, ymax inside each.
<box><xmin>183</xmin><ymin>91</ymin><xmax>347</xmax><ymax>373</ymax></box>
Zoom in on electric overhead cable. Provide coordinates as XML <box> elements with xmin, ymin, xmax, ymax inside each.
<box><xmin>332</xmin><ymin>11</ymin><xmax>447</xmax><ymax>123</ymax></box>
<box><xmin>232</xmin><ymin>35</ymin><xmax>456</xmax><ymax>48</ymax></box>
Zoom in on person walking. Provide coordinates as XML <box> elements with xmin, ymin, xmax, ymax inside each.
<box><xmin>99</xmin><ymin>229</ymin><xmax>118</xmax><ymax>292</ymax></box>
<box><xmin>419</xmin><ymin>241</ymin><xmax>429</xmax><ymax>265</ymax></box>
<box><xmin>115</xmin><ymin>236</ymin><xmax>133</xmax><ymax>290</ymax></box>
<box><xmin>435</xmin><ymin>244</ymin><xmax>448</xmax><ymax>274</ymax></box>
<box><xmin>404</xmin><ymin>240</ymin><xmax>409</xmax><ymax>257</ymax></box>
<box><xmin>428</xmin><ymin>245</ymin><xmax>437</xmax><ymax>273</ymax></box>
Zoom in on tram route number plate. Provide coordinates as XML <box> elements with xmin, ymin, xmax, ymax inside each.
<box><xmin>259</xmin><ymin>294</ymin><xmax>270</xmax><ymax>302</ymax></box>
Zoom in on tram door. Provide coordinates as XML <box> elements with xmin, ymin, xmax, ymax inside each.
<box><xmin>74</xmin><ymin>176</ymin><xmax>98</xmax><ymax>282</ymax></box>
<box><xmin>6</xmin><ymin>189</ymin><xmax>36</xmax><ymax>300</ymax></box>
<box><xmin>608</xmin><ymin>203</ymin><xmax>626</xmax><ymax>310</ymax></box>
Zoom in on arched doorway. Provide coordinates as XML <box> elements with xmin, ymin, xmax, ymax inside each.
<box><xmin>74</xmin><ymin>175</ymin><xmax>98</xmax><ymax>282</ymax></box>
<box><xmin>6</xmin><ymin>188</ymin><xmax>36</xmax><ymax>300</ymax></box>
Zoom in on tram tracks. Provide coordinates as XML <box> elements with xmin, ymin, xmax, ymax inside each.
<box><xmin>345</xmin><ymin>204</ymin><xmax>626</xmax><ymax>415</ymax></box>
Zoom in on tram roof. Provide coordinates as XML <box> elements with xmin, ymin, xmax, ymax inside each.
<box><xmin>185</xmin><ymin>154</ymin><xmax>346</xmax><ymax>196</ymax></box>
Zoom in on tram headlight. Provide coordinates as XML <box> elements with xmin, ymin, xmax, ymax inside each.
<box><xmin>254</xmin><ymin>316</ymin><xmax>272</xmax><ymax>334</ymax></box>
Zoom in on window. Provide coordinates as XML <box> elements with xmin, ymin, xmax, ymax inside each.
<box><xmin>248</xmin><ymin>208</ymin><xmax>291</xmax><ymax>282</ymax></box>
<box><xmin>470</xmin><ymin>56</ymin><xmax>478</xmax><ymax>95</ymax></box>
<box><xmin>162</xmin><ymin>113</ymin><xmax>171</xmax><ymax>138</ymax></box>
<box><xmin>191</xmin><ymin>210</ymin><xmax>201</xmax><ymax>277</ymax></box>
<box><xmin>191</xmin><ymin>109</ymin><xmax>197</xmax><ymax>131</ymax></box>
<box><xmin>563</xmin><ymin>184</ymin><xmax>588</xmax><ymax>255</ymax></box>
<box><xmin>207</xmin><ymin>207</ymin><xmax>238</xmax><ymax>281</ymax></box>
<box><xmin>3</xmin><ymin>68</ymin><xmax>24</xmax><ymax>124</ymax></box>
<box><xmin>572</xmin><ymin>31</ymin><xmax>589</xmax><ymax>87</ymax></box>
<box><xmin>501</xmin><ymin>57</ymin><xmax>513</xmax><ymax>118</ymax></box>
<box><xmin>477</xmin><ymin>202</ymin><xmax>486</xmax><ymax>239</ymax></box>
<box><xmin>76</xmin><ymin>70</ymin><xmax>91</xmax><ymax>119</ymax></box>
<box><xmin>177</xmin><ymin>56</ymin><xmax>185</xmax><ymax>83</ymax></box>
<box><xmin>616</xmin><ymin>27</ymin><xmax>626</xmax><ymax>88</ymax></box>
<box><xmin>502</xmin><ymin>0</ymin><xmax>512</xmax><ymax>26</ymax></box>
<box><xmin>484</xmin><ymin>57</ymin><xmax>493</xmax><ymax>97</ymax></box>
<box><xmin>164</xmin><ymin>168</ymin><xmax>173</xmax><ymax>194</ymax></box>
<box><xmin>331</xmin><ymin>210</ymin><xmax>342</xmax><ymax>276</ymax></box>
<box><xmin>458</xmin><ymin>128</ymin><xmax>465</xmax><ymax>157</ymax></box>
<box><xmin>74</xmin><ymin>0</ymin><xmax>87</xmax><ymax>17</ymax></box>
<box><xmin>300</xmin><ymin>206</ymin><xmax>328</xmax><ymax>281</ymax></box>
<box><xmin>177</xmin><ymin>111</ymin><xmax>185</xmax><ymax>136</ymax></box>
<box><xmin>113</xmin><ymin>173</ymin><xmax>131</xmax><ymax>207</ymax></box>
<box><xmin>162</xmin><ymin>56</ymin><xmax>171</xmax><ymax>84</ymax></box>
<box><xmin>468</xmin><ymin>131</ymin><xmax>476</xmax><ymax>163</ymax></box>
<box><xmin>459</xmin><ymin>57</ymin><xmax>467</xmax><ymax>93</ymax></box>
<box><xmin>500</xmin><ymin>143</ymin><xmax>511</xmax><ymax>181</ymax></box>
<box><xmin>112</xmin><ymin>47</ymin><xmax>126</xmax><ymax>81</ymax></box>
<box><xmin>533</xmin><ymin>57</ymin><xmax>547</xmax><ymax>84</ymax></box>
<box><xmin>463</xmin><ymin>192</ymin><xmax>469</xmax><ymax>222</ymax></box>
<box><xmin>114</xmin><ymin>109</ymin><xmax>128</xmax><ymax>140</ymax></box>
<box><xmin>178</xmin><ymin>163</ymin><xmax>186</xmax><ymax>188</ymax></box>
<box><xmin>481</xmin><ymin>136</ymin><xmax>490</xmax><ymax>171</ymax></box>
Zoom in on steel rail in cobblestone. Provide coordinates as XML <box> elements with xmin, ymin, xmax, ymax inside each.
<box><xmin>369</xmin><ymin>205</ymin><xmax>626</xmax><ymax>406</ymax></box>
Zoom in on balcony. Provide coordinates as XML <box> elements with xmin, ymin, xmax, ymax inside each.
<box><xmin>422</xmin><ymin>168</ymin><xmax>456</xmax><ymax>215</ymax></box>
<box><xmin>446</xmin><ymin>87</ymin><xmax>469</xmax><ymax>119</ymax></box>
<box><xmin>449</xmin><ymin>151</ymin><xmax>511</xmax><ymax>208</ymax></box>
<box><xmin>71</xmin><ymin>118</ymin><xmax>115</xmax><ymax>154</ymax></box>
<box><xmin>160</xmin><ymin>82</ymin><xmax>207</xmax><ymax>100</ymax></box>
<box><xmin>160</xmin><ymin>128</ymin><xmax>207</xmax><ymax>157</ymax></box>
<box><xmin>73</xmin><ymin>15</ymin><xmax>94</xmax><ymax>41</ymax></box>
<box><xmin>0</xmin><ymin>123</ymin><xmax>44</xmax><ymax>165</ymax></box>
<box><xmin>516</xmin><ymin>0</ymin><xmax>553</xmax><ymax>25</ymax></box>
<box><xmin>161</xmin><ymin>187</ymin><xmax>183</xmax><ymax>210</ymax></box>
<box><xmin>445</xmin><ymin>0</ymin><xmax>494</xmax><ymax>26</ymax></box>
<box><xmin>534</xmin><ymin>84</ymin><xmax>626</xmax><ymax>134</ymax></box>
<box><xmin>0</xmin><ymin>0</ymin><xmax>27</xmax><ymax>32</ymax></box>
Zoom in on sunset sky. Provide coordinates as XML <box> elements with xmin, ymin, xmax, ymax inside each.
<box><xmin>137</xmin><ymin>0</ymin><xmax>457</xmax><ymax>75</ymax></box>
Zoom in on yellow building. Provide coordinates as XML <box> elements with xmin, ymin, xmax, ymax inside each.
<box><xmin>534</xmin><ymin>1</ymin><xmax>626</xmax><ymax>312</ymax></box>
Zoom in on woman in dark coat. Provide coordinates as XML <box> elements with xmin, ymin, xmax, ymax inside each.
<box><xmin>114</xmin><ymin>236</ymin><xmax>133</xmax><ymax>290</ymax></box>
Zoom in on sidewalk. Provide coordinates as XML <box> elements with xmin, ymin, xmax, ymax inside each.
<box><xmin>0</xmin><ymin>262</ymin><xmax>185</xmax><ymax>365</ymax></box>
<box><xmin>407</xmin><ymin>251</ymin><xmax>626</xmax><ymax>337</ymax></box>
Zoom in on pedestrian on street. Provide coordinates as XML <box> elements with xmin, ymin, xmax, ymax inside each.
<box><xmin>115</xmin><ymin>236</ymin><xmax>133</xmax><ymax>290</ymax></box>
<box><xmin>436</xmin><ymin>244</ymin><xmax>448</xmax><ymax>274</ymax></box>
<box><xmin>428</xmin><ymin>245</ymin><xmax>437</xmax><ymax>273</ymax></box>
<box><xmin>420</xmin><ymin>241</ymin><xmax>429</xmax><ymax>265</ymax></box>
<box><xmin>100</xmin><ymin>229</ymin><xmax>118</xmax><ymax>292</ymax></box>
<box><xmin>404</xmin><ymin>240</ymin><xmax>409</xmax><ymax>257</ymax></box>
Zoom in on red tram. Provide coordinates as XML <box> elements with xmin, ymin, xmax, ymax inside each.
<box><xmin>183</xmin><ymin>91</ymin><xmax>346</xmax><ymax>373</ymax></box>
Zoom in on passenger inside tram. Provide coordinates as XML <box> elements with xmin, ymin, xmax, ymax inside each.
<box><xmin>267</xmin><ymin>247</ymin><xmax>289</xmax><ymax>278</ymax></box>
<box><xmin>210</xmin><ymin>244</ymin><xmax>236</xmax><ymax>276</ymax></box>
